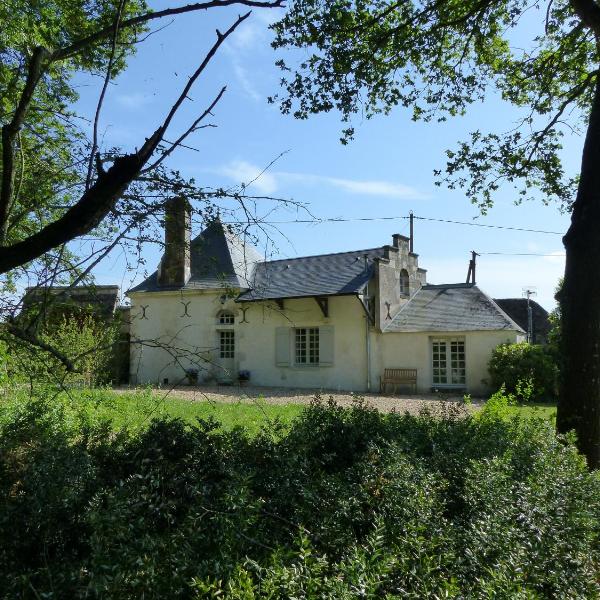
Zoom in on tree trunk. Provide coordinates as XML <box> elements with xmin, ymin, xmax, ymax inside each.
<box><xmin>558</xmin><ymin>74</ymin><xmax>600</xmax><ymax>469</ymax></box>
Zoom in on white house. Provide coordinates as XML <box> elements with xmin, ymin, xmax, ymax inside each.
<box><xmin>127</xmin><ymin>198</ymin><xmax>524</xmax><ymax>395</ymax></box>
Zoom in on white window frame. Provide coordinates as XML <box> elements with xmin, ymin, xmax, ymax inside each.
<box><xmin>217</xmin><ymin>310</ymin><xmax>235</xmax><ymax>325</ymax></box>
<box><xmin>295</xmin><ymin>327</ymin><xmax>319</xmax><ymax>365</ymax></box>
<box><xmin>219</xmin><ymin>330</ymin><xmax>235</xmax><ymax>359</ymax></box>
<box><xmin>431</xmin><ymin>337</ymin><xmax>466</xmax><ymax>387</ymax></box>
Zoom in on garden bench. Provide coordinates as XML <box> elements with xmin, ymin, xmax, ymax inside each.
<box><xmin>380</xmin><ymin>368</ymin><xmax>417</xmax><ymax>394</ymax></box>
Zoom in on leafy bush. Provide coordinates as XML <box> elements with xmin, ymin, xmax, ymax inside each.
<box><xmin>5</xmin><ymin>313</ymin><xmax>119</xmax><ymax>386</ymax></box>
<box><xmin>0</xmin><ymin>393</ymin><xmax>598</xmax><ymax>598</ymax></box>
<box><xmin>488</xmin><ymin>342</ymin><xmax>559</xmax><ymax>401</ymax></box>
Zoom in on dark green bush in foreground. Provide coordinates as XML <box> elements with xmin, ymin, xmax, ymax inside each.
<box><xmin>1</xmin><ymin>395</ymin><xmax>599</xmax><ymax>598</ymax></box>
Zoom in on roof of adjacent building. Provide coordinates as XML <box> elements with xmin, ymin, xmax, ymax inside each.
<box><xmin>21</xmin><ymin>285</ymin><xmax>120</xmax><ymax>318</ymax></box>
<box><xmin>237</xmin><ymin>247</ymin><xmax>387</xmax><ymax>302</ymax></box>
<box><xmin>384</xmin><ymin>283</ymin><xmax>525</xmax><ymax>333</ymax></box>
<box><xmin>128</xmin><ymin>220</ymin><xmax>263</xmax><ymax>294</ymax></box>
<box><xmin>494</xmin><ymin>298</ymin><xmax>551</xmax><ymax>342</ymax></box>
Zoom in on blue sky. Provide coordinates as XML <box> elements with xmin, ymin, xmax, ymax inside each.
<box><xmin>74</xmin><ymin>1</ymin><xmax>575</xmax><ymax>310</ymax></box>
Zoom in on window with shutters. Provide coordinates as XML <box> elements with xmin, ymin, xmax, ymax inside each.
<box><xmin>295</xmin><ymin>327</ymin><xmax>319</xmax><ymax>365</ymax></box>
<box><xmin>432</xmin><ymin>337</ymin><xmax>465</xmax><ymax>386</ymax></box>
<box><xmin>275</xmin><ymin>326</ymin><xmax>333</xmax><ymax>367</ymax></box>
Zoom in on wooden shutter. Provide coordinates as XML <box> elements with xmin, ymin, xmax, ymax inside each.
<box><xmin>319</xmin><ymin>326</ymin><xmax>334</xmax><ymax>366</ymax></box>
<box><xmin>275</xmin><ymin>327</ymin><xmax>291</xmax><ymax>366</ymax></box>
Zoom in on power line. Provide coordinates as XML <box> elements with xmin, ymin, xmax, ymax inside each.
<box><xmin>412</xmin><ymin>215</ymin><xmax>563</xmax><ymax>236</ymax></box>
<box><xmin>479</xmin><ymin>252</ymin><xmax>565</xmax><ymax>257</ymax></box>
<box><xmin>224</xmin><ymin>213</ymin><xmax>564</xmax><ymax>236</ymax></box>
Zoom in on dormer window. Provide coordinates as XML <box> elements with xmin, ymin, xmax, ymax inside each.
<box><xmin>218</xmin><ymin>311</ymin><xmax>234</xmax><ymax>325</ymax></box>
<box><xmin>399</xmin><ymin>269</ymin><xmax>410</xmax><ymax>296</ymax></box>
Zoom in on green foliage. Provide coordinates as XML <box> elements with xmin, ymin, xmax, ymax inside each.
<box><xmin>271</xmin><ymin>1</ymin><xmax>593</xmax><ymax>209</ymax></box>
<box><xmin>0</xmin><ymin>392</ymin><xmax>598</xmax><ymax>598</ymax></box>
<box><xmin>6</xmin><ymin>311</ymin><xmax>118</xmax><ymax>386</ymax></box>
<box><xmin>489</xmin><ymin>342</ymin><xmax>559</xmax><ymax>402</ymax></box>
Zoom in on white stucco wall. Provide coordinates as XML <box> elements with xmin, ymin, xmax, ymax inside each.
<box><xmin>129</xmin><ymin>289</ymin><xmax>522</xmax><ymax>396</ymax></box>
<box><xmin>128</xmin><ymin>291</ymin><xmax>371</xmax><ymax>390</ymax></box>
<box><xmin>369</xmin><ymin>329</ymin><xmax>524</xmax><ymax>396</ymax></box>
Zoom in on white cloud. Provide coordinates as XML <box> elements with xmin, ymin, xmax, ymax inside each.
<box><xmin>114</xmin><ymin>92</ymin><xmax>152</xmax><ymax>109</ymax></box>
<box><xmin>217</xmin><ymin>160</ymin><xmax>278</xmax><ymax>194</ymax></box>
<box><xmin>278</xmin><ymin>171</ymin><xmax>427</xmax><ymax>200</ymax></box>
<box><xmin>213</xmin><ymin>162</ymin><xmax>427</xmax><ymax>199</ymax></box>
<box><xmin>232</xmin><ymin>62</ymin><xmax>261</xmax><ymax>102</ymax></box>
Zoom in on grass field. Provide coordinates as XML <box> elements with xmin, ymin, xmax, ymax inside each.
<box><xmin>503</xmin><ymin>403</ymin><xmax>556</xmax><ymax>422</ymax></box>
<box><xmin>0</xmin><ymin>387</ymin><xmax>305</xmax><ymax>435</ymax></box>
<box><xmin>0</xmin><ymin>386</ymin><xmax>557</xmax><ymax>435</ymax></box>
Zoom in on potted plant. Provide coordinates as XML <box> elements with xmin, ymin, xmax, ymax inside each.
<box><xmin>238</xmin><ymin>370</ymin><xmax>250</xmax><ymax>387</ymax></box>
<box><xmin>185</xmin><ymin>368</ymin><xmax>199</xmax><ymax>386</ymax></box>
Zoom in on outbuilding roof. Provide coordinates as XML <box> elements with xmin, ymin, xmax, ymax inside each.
<box><xmin>128</xmin><ymin>220</ymin><xmax>263</xmax><ymax>293</ymax></box>
<box><xmin>494</xmin><ymin>298</ymin><xmax>551</xmax><ymax>343</ymax></box>
<box><xmin>237</xmin><ymin>247</ymin><xmax>387</xmax><ymax>302</ymax></box>
<box><xmin>384</xmin><ymin>283</ymin><xmax>525</xmax><ymax>333</ymax></box>
<box><xmin>21</xmin><ymin>285</ymin><xmax>120</xmax><ymax>318</ymax></box>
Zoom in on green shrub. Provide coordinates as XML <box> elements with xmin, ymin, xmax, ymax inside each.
<box><xmin>488</xmin><ymin>341</ymin><xmax>558</xmax><ymax>401</ymax></box>
<box><xmin>0</xmin><ymin>393</ymin><xmax>598</xmax><ymax>598</ymax></box>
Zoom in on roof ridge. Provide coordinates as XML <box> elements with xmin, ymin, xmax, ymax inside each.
<box><xmin>261</xmin><ymin>247</ymin><xmax>384</xmax><ymax>265</ymax></box>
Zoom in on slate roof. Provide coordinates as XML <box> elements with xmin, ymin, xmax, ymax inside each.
<box><xmin>237</xmin><ymin>247</ymin><xmax>387</xmax><ymax>302</ymax></box>
<box><xmin>384</xmin><ymin>284</ymin><xmax>525</xmax><ymax>333</ymax></box>
<box><xmin>21</xmin><ymin>285</ymin><xmax>120</xmax><ymax>318</ymax></box>
<box><xmin>128</xmin><ymin>220</ymin><xmax>263</xmax><ymax>293</ymax></box>
<box><xmin>494</xmin><ymin>298</ymin><xmax>551</xmax><ymax>343</ymax></box>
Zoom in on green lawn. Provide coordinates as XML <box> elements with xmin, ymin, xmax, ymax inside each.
<box><xmin>499</xmin><ymin>403</ymin><xmax>556</xmax><ymax>422</ymax></box>
<box><xmin>1</xmin><ymin>387</ymin><xmax>305</xmax><ymax>435</ymax></box>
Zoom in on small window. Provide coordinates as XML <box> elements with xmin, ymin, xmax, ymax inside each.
<box><xmin>295</xmin><ymin>327</ymin><xmax>319</xmax><ymax>365</ymax></box>
<box><xmin>219</xmin><ymin>330</ymin><xmax>235</xmax><ymax>358</ymax></box>
<box><xmin>218</xmin><ymin>311</ymin><xmax>234</xmax><ymax>325</ymax></box>
<box><xmin>399</xmin><ymin>269</ymin><xmax>409</xmax><ymax>296</ymax></box>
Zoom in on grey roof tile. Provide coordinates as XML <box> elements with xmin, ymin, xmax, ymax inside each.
<box><xmin>384</xmin><ymin>284</ymin><xmax>525</xmax><ymax>333</ymax></box>
<box><xmin>237</xmin><ymin>248</ymin><xmax>387</xmax><ymax>301</ymax></box>
<box><xmin>128</xmin><ymin>220</ymin><xmax>262</xmax><ymax>294</ymax></box>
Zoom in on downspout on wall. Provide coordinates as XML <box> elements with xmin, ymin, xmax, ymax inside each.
<box><xmin>364</xmin><ymin>253</ymin><xmax>371</xmax><ymax>392</ymax></box>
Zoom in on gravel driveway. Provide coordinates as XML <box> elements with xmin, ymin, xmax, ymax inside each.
<box><xmin>117</xmin><ymin>384</ymin><xmax>482</xmax><ymax>415</ymax></box>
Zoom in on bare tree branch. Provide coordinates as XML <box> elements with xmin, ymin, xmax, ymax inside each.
<box><xmin>51</xmin><ymin>0</ymin><xmax>285</xmax><ymax>62</ymax></box>
<box><xmin>0</xmin><ymin>46</ymin><xmax>49</xmax><ymax>243</ymax></box>
<box><xmin>86</xmin><ymin>0</ymin><xmax>128</xmax><ymax>190</ymax></box>
<box><xmin>0</xmin><ymin>13</ymin><xmax>250</xmax><ymax>275</ymax></box>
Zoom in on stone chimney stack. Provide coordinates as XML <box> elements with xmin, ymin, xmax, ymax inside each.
<box><xmin>157</xmin><ymin>196</ymin><xmax>191</xmax><ymax>287</ymax></box>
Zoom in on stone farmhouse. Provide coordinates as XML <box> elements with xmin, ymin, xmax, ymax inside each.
<box><xmin>127</xmin><ymin>198</ymin><xmax>525</xmax><ymax>394</ymax></box>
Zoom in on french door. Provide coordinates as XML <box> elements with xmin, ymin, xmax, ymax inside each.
<box><xmin>432</xmin><ymin>338</ymin><xmax>466</xmax><ymax>386</ymax></box>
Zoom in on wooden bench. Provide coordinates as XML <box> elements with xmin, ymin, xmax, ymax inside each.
<box><xmin>380</xmin><ymin>368</ymin><xmax>417</xmax><ymax>394</ymax></box>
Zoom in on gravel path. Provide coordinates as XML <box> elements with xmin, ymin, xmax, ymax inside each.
<box><xmin>115</xmin><ymin>384</ymin><xmax>482</xmax><ymax>415</ymax></box>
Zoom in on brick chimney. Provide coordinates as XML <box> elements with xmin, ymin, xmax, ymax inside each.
<box><xmin>157</xmin><ymin>197</ymin><xmax>191</xmax><ymax>287</ymax></box>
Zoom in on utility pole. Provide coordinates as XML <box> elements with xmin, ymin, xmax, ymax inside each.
<box><xmin>409</xmin><ymin>211</ymin><xmax>414</xmax><ymax>253</ymax></box>
<box><xmin>466</xmin><ymin>250</ymin><xmax>479</xmax><ymax>284</ymax></box>
<box><xmin>523</xmin><ymin>288</ymin><xmax>537</xmax><ymax>343</ymax></box>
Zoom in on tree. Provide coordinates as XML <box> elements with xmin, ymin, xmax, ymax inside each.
<box><xmin>270</xmin><ymin>0</ymin><xmax>600</xmax><ymax>467</ymax></box>
<box><xmin>0</xmin><ymin>1</ymin><xmax>285</xmax><ymax>368</ymax></box>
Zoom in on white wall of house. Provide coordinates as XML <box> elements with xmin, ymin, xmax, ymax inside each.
<box><xmin>237</xmin><ymin>295</ymin><xmax>369</xmax><ymax>392</ymax></box>
<box><xmin>369</xmin><ymin>329</ymin><xmax>524</xmax><ymax>396</ymax></box>
<box><xmin>129</xmin><ymin>290</ymin><xmax>522</xmax><ymax>395</ymax></box>
<box><xmin>129</xmin><ymin>291</ymin><xmax>371</xmax><ymax>390</ymax></box>
<box><xmin>129</xmin><ymin>289</ymin><xmax>233</xmax><ymax>385</ymax></box>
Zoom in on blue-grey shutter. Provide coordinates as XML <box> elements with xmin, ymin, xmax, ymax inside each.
<box><xmin>319</xmin><ymin>326</ymin><xmax>334</xmax><ymax>366</ymax></box>
<box><xmin>275</xmin><ymin>327</ymin><xmax>291</xmax><ymax>366</ymax></box>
